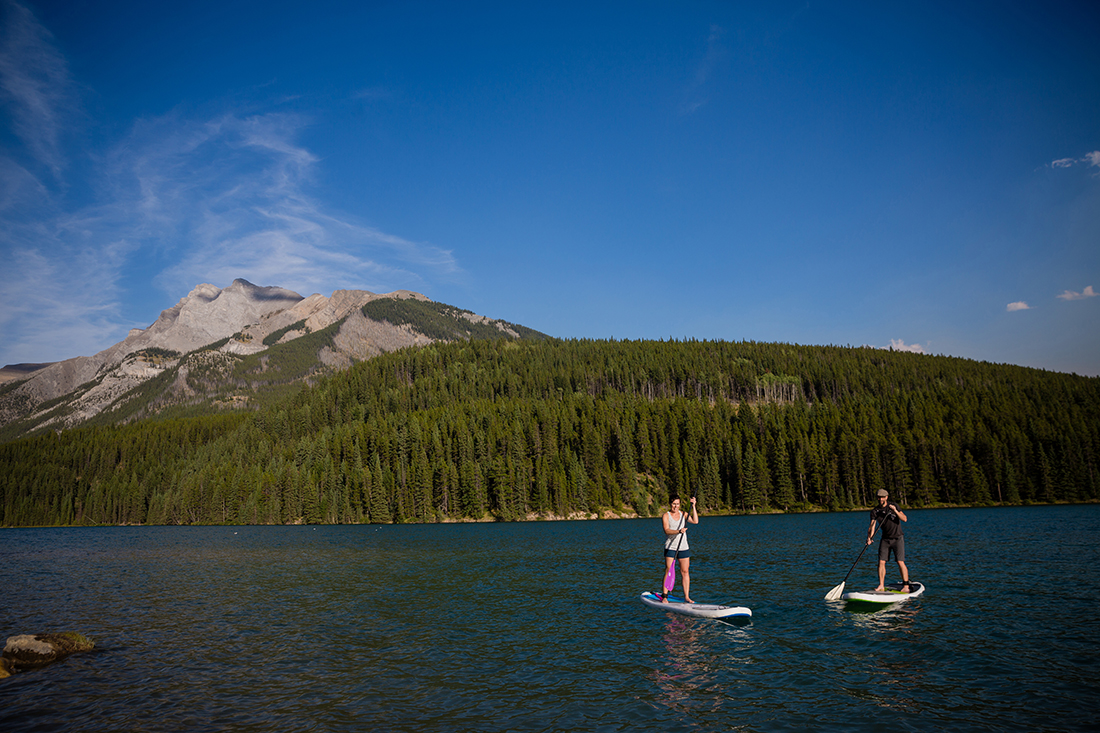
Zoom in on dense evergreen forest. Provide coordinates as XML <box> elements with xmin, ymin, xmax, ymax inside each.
<box><xmin>2</xmin><ymin>338</ymin><xmax>1098</xmax><ymax>527</ymax></box>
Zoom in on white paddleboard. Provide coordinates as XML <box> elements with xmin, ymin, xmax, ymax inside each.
<box><xmin>842</xmin><ymin>581</ymin><xmax>925</xmax><ymax>604</ymax></box>
<box><xmin>640</xmin><ymin>591</ymin><xmax>752</xmax><ymax>619</ymax></box>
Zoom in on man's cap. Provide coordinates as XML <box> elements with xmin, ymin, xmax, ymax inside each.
<box><xmin>876</xmin><ymin>489</ymin><xmax>889</xmax><ymax>497</ymax></box>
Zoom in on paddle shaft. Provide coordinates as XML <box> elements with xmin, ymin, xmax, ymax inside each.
<box><xmin>839</xmin><ymin>536</ymin><xmax>871</xmax><ymax>586</ymax></box>
<box><xmin>845</xmin><ymin>508</ymin><xmax>900</xmax><ymax>580</ymax></box>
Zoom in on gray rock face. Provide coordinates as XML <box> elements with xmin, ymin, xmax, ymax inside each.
<box><xmin>3</xmin><ymin>280</ymin><xmax>302</xmax><ymax>400</ymax></box>
<box><xmin>0</xmin><ymin>279</ymin><xmax>438</xmax><ymax>435</ymax></box>
<box><xmin>158</xmin><ymin>279</ymin><xmax>303</xmax><ymax>353</ymax></box>
<box><xmin>321</xmin><ymin>306</ymin><xmax>433</xmax><ymax>368</ymax></box>
<box><xmin>0</xmin><ymin>279</ymin><xmax>305</xmax><ymax>429</ymax></box>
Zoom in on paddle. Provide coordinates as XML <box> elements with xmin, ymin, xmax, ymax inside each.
<box><xmin>662</xmin><ymin>488</ymin><xmax>696</xmax><ymax>598</ymax></box>
<box><xmin>824</xmin><ymin>515</ymin><xmax>884</xmax><ymax>601</ymax></box>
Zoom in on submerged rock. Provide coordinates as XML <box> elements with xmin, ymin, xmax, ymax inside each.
<box><xmin>3</xmin><ymin>632</ymin><xmax>95</xmax><ymax>671</ymax></box>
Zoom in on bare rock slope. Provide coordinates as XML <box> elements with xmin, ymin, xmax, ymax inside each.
<box><xmin>0</xmin><ymin>279</ymin><xmax>531</xmax><ymax>438</ymax></box>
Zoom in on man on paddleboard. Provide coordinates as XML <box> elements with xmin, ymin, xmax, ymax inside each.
<box><xmin>661</xmin><ymin>495</ymin><xmax>698</xmax><ymax>602</ymax></box>
<box><xmin>867</xmin><ymin>488</ymin><xmax>910</xmax><ymax>592</ymax></box>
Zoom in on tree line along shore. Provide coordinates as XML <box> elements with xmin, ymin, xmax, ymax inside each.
<box><xmin>2</xmin><ymin>338</ymin><xmax>1097</xmax><ymax>527</ymax></box>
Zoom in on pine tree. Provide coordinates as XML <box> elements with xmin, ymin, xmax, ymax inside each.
<box><xmin>772</xmin><ymin>439</ymin><xmax>795</xmax><ymax>510</ymax></box>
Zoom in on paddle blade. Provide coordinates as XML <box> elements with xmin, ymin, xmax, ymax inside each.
<box><xmin>824</xmin><ymin>582</ymin><xmax>845</xmax><ymax>601</ymax></box>
<box><xmin>663</xmin><ymin>563</ymin><xmax>676</xmax><ymax>594</ymax></box>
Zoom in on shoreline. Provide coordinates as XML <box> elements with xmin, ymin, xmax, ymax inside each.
<box><xmin>2</xmin><ymin>499</ymin><xmax>1097</xmax><ymax>529</ymax></box>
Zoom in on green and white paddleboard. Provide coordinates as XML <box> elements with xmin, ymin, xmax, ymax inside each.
<box><xmin>842</xmin><ymin>581</ymin><xmax>925</xmax><ymax>604</ymax></box>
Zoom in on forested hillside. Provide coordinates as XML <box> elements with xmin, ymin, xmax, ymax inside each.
<box><xmin>2</xmin><ymin>338</ymin><xmax>1097</xmax><ymax>526</ymax></box>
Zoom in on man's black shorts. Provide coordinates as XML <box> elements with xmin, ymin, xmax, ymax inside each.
<box><xmin>878</xmin><ymin>536</ymin><xmax>905</xmax><ymax>563</ymax></box>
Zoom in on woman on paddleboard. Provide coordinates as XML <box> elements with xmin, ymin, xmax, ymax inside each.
<box><xmin>661</xmin><ymin>495</ymin><xmax>698</xmax><ymax>602</ymax></box>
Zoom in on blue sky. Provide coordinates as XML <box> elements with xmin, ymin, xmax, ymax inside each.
<box><xmin>1</xmin><ymin>1</ymin><xmax>1098</xmax><ymax>376</ymax></box>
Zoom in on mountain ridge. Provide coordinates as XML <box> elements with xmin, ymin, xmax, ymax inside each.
<box><xmin>0</xmin><ymin>279</ymin><xmax>545</xmax><ymax>440</ymax></box>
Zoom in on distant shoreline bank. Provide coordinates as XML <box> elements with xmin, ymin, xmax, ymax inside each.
<box><xmin>3</xmin><ymin>499</ymin><xmax>1096</xmax><ymax>530</ymax></box>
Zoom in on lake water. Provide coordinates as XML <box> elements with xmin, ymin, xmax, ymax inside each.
<box><xmin>2</xmin><ymin>505</ymin><xmax>1098</xmax><ymax>732</ymax></box>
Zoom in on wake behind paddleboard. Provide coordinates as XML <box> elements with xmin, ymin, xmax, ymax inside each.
<box><xmin>842</xmin><ymin>581</ymin><xmax>925</xmax><ymax>604</ymax></box>
<box><xmin>640</xmin><ymin>591</ymin><xmax>751</xmax><ymax>619</ymax></box>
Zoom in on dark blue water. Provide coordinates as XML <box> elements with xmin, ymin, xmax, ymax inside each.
<box><xmin>2</xmin><ymin>506</ymin><xmax>1098</xmax><ymax>732</ymax></box>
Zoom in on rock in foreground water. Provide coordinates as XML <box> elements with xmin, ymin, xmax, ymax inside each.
<box><xmin>3</xmin><ymin>632</ymin><xmax>95</xmax><ymax>670</ymax></box>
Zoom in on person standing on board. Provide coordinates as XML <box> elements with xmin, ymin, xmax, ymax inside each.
<box><xmin>661</xmin><ymin>494</ymin><xmax>698</xmax><ymax>602</ymax></box>
<box><xmin>867</xmin><ymin>488</ymin><xmax>910</xmax><ymax>591</ymax></box>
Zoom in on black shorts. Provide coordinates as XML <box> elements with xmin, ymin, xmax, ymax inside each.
<box><xmin>878</xmin><ymin>536</ymin><xmax>905</xmax><ymax>563</ymax></box>
<box><xmin>664</xmin><ymin>548</ymin><xmax>691</xmax><ymax>559</ymax></box>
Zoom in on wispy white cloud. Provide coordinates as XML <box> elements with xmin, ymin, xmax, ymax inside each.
<box><xmin>887</xmin><ymin>339</ymin><xmax>926</xmax><ymax>354</ymax></box>
<box><xmin>1057</xmin><ymin>285</ymin><xmax>1097</xmax><ymax>301</ymax></box>
<box><xmin>1007</xmin><ymin>301</ymin><xmax>1031</xmax><ymax>312</ymax></box>
<box><xmin>0</xmin><ymin>103</ymin><xmax>462</xmax><ymax>363</ymax></box>
<box><xmin>0</xmin><ymin>153</ymin><xmax>47</xmax><ymax>213</ymax></box>
<box><xmin>680</xmin><ymin>24</ymin><xmax>724</xmax><ymax>115</ymax></box>
<box><xmin>0</xmin><ymin>1</ymin><xmax>125</xmax><ymax>363</ymax></box>
<box><xmin>0</xmin><ymin>0</ymin><xmax>77</xmax><ymax>182</ymax></box>
<box><xmin>0</xmin><ymin>3</ymin><xmax>460</xmax><ymax>366</ymax></box>
<box><xmin>1050</xmin><ymin>151</ymin><xmax>1100</xmax><ymax>173</ymax></box>
<box><xmin>0</xmin><ymin>236</ymin><xmax>133</xmax><ymax>363</ymax></box>
<box><xmin>116</xmin><ymin>110</ymin><xmax>460</xmax><ymax>297</ymax></box>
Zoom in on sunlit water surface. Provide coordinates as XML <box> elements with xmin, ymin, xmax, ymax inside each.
<box><xmin>2</xmin><ymin>505</ymin><xmax>1097</xmax><ymax>731</ymax></box>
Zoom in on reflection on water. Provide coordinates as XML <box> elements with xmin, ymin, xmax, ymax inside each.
<box><xmin>839</xmin><ymin>601</ymin><xmax>929</xmax><ymax>714</ymax></box>
<box><xmin>651</xmin><ymin>615</ymin><xmax>710</xmax><ymax>713</ymax></box>
<box><xmin>833</xmin><ymin>598</ymin><xmax>923</xmax><ymax>631</ymax></box>
<box><xmin>649</xmin><ymin>612</ymin><xmax>759</xmax><ymax>722</ymax></box>
<box><xmin>869</xmin><ymin>655</ymin><xmax>927</xmax><ymax>715</ymax></box>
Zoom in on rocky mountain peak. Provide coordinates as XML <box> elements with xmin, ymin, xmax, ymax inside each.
<box><xmin>169</xmin><ymin>280</ymin><xmax>303</xmax><ymax>350</ymax></box>
<box><xmin>0</xmin><ymin>280</ymin><xmax>541</xmax><ymax>440</ymax></box>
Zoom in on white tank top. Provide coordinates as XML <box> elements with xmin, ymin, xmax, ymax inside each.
<box><xmin>663</xmin><ymin>511</ymin><xmax>689</xmax><ymax>551</ymax></box>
